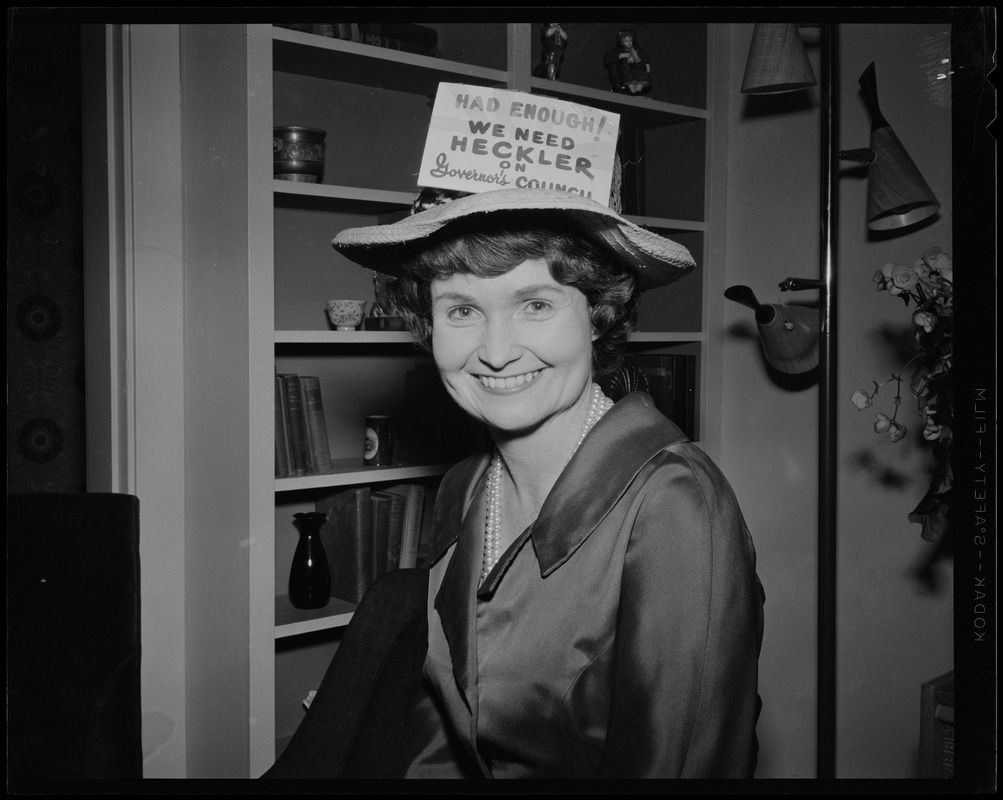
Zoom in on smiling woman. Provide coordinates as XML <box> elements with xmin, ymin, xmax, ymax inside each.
<box><xmin>327</xmin><ymin>186</ymin><xmax>765</xmax><ymax>779</ymax></box>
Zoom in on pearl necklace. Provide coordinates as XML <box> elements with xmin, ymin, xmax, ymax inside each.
<box><xmin>481</xmin><ymin>383</ymin><xmax>614</xmax><ymax>581</ymax></box>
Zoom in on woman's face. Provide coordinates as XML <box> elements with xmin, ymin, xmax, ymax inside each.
<box><xmin>430</xmin><ymin>258</ymin><xmax>596</xmax><ymax>435</ymax></box>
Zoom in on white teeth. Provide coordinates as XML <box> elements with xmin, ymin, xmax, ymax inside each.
<box><xmin>479</xmin><ymin>370</ymin><xmax>540</xmax><ymax>389</ymax></box>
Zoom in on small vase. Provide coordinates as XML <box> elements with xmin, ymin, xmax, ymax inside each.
<box><xmin>289</xmin><ymin>512</ymin><xmax>331</xmax><ymax>609</ymax></box>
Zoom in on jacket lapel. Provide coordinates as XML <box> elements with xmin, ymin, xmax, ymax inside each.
<box><xmin>431</xmin><ymin>452</ymin><xmax>491</xmax><ymax>715</ymax></box>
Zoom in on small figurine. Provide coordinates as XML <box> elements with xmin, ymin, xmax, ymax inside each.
<box><xmin>365</xmin><ymin>271</ymin><xmax>406</xmax><ymax>330</ymax></box>
<box><xmin>604</xmin><ymin>28</ymin><xmax>651</xmax><ymax>96</ymax></box>
<box><xmin>411</xmin><ymin>186</ymin><xmax>467</xmax><ymax>215</ymax></box>
<box><xmin>535</xmin><ymin>23</ymin><xmax>568</xmax><ymax>81</ymax></box>
<box><xmin>370</xmin><ymin>271</ymin><xmax>392</xmax><ymax>318</ymax></box>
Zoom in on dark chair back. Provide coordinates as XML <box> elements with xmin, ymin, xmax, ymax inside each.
<box><xmin>263</xmin><ymin>567</ymin><xmax>429</xmax><ymax>779</ymax></box>
<box><xmin>8</xmin><ymin>492</ymin><xmax>143</xmax><ymax>781</ymax></box>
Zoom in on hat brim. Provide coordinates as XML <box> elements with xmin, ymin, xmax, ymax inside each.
<box><xmin>331</xmin><ymin>187</ymin><xmax>695</xmax><ymax>290</ymax></box>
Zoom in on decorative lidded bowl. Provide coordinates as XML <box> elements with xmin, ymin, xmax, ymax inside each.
<box><xmin>274</xmin><ymin>126</ymin><xmax>326</xmax><ymax>182</ymax></box>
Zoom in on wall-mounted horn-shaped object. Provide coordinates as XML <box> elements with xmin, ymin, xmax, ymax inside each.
<box><xmin>725</xmin><ymin>284</ymin><xmax>819</xmax><ymax>374</ymax></box>
<box><xmin>857</xmin><ymin>62</ymin><xmax>940</xmax><ymax>231</ymax></box>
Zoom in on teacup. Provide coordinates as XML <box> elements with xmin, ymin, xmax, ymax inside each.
<box><xmin>326</xmin><ymin>299</ymin><xmax>367</xmax><ymax>330</ymax></box>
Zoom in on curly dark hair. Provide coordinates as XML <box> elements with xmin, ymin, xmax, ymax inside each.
<box><xmin>384</xmin><ymin>213</ymin><xmax>639</xmax><ymax>379</ymax></box>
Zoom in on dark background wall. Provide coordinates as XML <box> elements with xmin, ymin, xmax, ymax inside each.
<box><xmin>7</xmin><ymin>21</ymin><xmax>86</xmax><ymax>493</ymax></box>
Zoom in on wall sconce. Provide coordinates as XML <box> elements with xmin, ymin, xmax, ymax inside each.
<box><xmin>741</xmin><ymin>22</ymin><xmax>817</xmax><ymax>94</ymax></box>
<box><xmin>844</xmin><ymin>62</ymin><xmax>941</xmax><ymax>230</ymax></box>
<box><xmin>731</xmin><ymin>22</ymin><xmax>941</xmax><ymax>779</ymax></box>
<box><xmin>724</xmin><ymin>284</ymin><xmax>819</xmax><ymax>374</ymax></box>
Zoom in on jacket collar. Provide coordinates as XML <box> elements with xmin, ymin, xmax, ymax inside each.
<box><xmin>428</xmin><ymin>391</ymin><xmax>689</xmax><ymax>579</ymax></box>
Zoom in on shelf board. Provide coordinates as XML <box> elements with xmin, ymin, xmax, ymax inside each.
<box><xmin>273</xmin><ymin>28</ymin><xmax>509</xmax><ymax>94</ymax></box>
<box><xmin>629</xmin><ymin>331</ymin><xmax>705</xmax><ymax>343</ymax></box>
<box><xmin>273</xmin><ymin>183</ymin><xmax>705</xmax><ymax>233</ymax></box>
<box><xmin>274</xmin><ymin>181</ymin><xmax>415</xmax><ymax>211</ymax></box>
<box><xmin>276</xmin><ymin>459</ymin><xmax>454</xmax><ymax>493</ymax></box>
<box><xmin>275</xmin><ymin>330</ymin><xmax>418</xmax><ymax>345</ymax></box>
<box><xmin>276</xmin><ymin>330</ymin><xmax>702</xmax><ymax>346</ymax></box>
<box><xmin>275</xmin><ymin>594</ymin><xmax>355</xmax><ymax>638</ymax></box>
<box><xmin>529</xmin><ymin>77</ymin><xmax>707</xmax><ymax>129</ymax></box>
<box><xmin>628</xmin><ymin>214</ymin><xmax>706</xmax><ymax>232</ymax></box>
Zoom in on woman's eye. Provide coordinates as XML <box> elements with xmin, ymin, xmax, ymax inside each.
<box><xmin>524</xmin><ymin>300</ymin><xmax>554</xmax><ymax>316</ymax></box>
<box><xmin>445</xmin><ymin>305</ymin><xmax>479</xmax><ymax>323</ymax></box>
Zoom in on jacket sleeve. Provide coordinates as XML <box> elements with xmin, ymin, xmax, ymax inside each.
<box><xmin>601</xmin><ymin>447</ymin><xmax>765</xmax><ymax>778</ymax></box>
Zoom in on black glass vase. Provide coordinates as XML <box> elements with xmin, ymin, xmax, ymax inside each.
<box><xmin>289</xmin><ymin>511</ymin><xmax>331</xmax><ymax>609</ymax></box>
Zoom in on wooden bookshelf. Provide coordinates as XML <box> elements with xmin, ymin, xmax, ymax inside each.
<box><xmin>259</xmin><ymin>21</ymin><xmax>722</xmax><ymax>774</ymax></box>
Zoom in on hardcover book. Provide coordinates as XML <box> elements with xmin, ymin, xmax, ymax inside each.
<box><xmin>382</xmin><ymin>483</ymin><xmax>426</xmax><ymax>569</ymax></box>
<box><xmin>275</xmin><ymin>373</ymin><xmax>291</xmax><ymax>478</ymax></box>
<box><xmin>300</xmin><ymin>375</ymin><xmax>333</xmax><ymax>474</ymax></box>
<box><xmin>349</xmin><ymin>24</ymin><xmax>442</xmax><ymax>58</ymax></box>
<box><xmin>279</xmin><ymin>373</ymin><xmax>311</xmax><ymax>476</ymax></box>
<box><xmin>369</xmin><ymin>492</ymin><xmax>392</xmax><ymax>584</ymax></box>
<box><xmin>316</xmin><ymin>487</ymin><xmax>373</xmax><ymax>603</ymax></box>
<box><xmin>414</xmin><ymin>483</ymin><xmax>438</xmax><ymax>569</ymax></box>
<box><xmin>372</xmin><ymin>490</ymin><xmax>406</xmax><ymax>575</ymax></box>
<box><xmin>353</xmin><ymin>22</ymin><xmax>439</xmax><ymax>48</ymax></box>
<box><xmin>625</xmin><ymin>354</ymin><xmax>697</xmax><ymax>440</ymax></box>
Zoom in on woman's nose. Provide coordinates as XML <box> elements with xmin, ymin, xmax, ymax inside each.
<box><xmin>478</xmin><ymin>318</ymin><xmax>522</xmax><ymax>370</ymax></box>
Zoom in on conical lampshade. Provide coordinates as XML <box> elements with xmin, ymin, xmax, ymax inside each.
<box><xmin>857</xmin><ymin>63</ymin><xmax>940</xmax><ymax>230</ymax></box>
<box><xmin>865</xmin><ymin>126</ymin><xmax>941</xmax><ymax>230</ymax></box>
<box><xmin>741</xmin><ymin>23</ymin><xmax>817</xmax><ymax>94</ymax></box>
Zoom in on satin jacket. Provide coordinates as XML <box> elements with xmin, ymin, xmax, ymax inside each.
<box><xmin>396</xmin><ymin>392</ymin><xmax>765</xmax><ymax>779</ymax></box>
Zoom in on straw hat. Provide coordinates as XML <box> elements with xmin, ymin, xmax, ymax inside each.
<box><xmin>331</xmin><ymin>187</ymin><xmax>695</xmax><ymax>290</ymax></box>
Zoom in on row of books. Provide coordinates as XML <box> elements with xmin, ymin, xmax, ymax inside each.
<box><xmin>275</xmin><ymin>373</ymin><xmax>333</xmax><ymax>478</ymax></box>
<box><xmin>315</xmin><ymin>483</ymin><xmax>428</xmax><ymax>603</ymax></box>
<box><xmin>278</xmin><ymin>22</ymin><xmax>443</xmax><ymax>59</ymax></box>
<box><xmin>600</xmin><ymin>353</ymin><xmax>698</xmax><ymax>440</ymax></box>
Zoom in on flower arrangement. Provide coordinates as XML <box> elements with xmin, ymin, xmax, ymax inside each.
<box><xmin>849</xmin><ymin>246</ymin><xmax>954</xmax><ymax>543</ymax></box>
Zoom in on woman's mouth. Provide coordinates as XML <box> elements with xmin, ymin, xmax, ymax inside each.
<box><xmin>477</xmin><ymin>370</ymin><xmax>542</xmax><ymax>390</ymax></box>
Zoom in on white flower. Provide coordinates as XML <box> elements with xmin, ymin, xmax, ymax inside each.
<box><xmin>889</xmin><ymin>263</ymin><xmax>919</xmax><ymax>293</ymax></box>
<box><xmin>923</xmin><ymin>417</ymin><xmax>943</xmax><ymax>442</ymax></box>
<box><xmin>850</xmin><ymin>389</ymin><xmax>873</xmax><ymax>410</ymax></box>
<box><xmin>874</xmin><ymin>413</ymin><xmax>892</xmax><ymax>433</ymax></box>
<box><xmin>922</xmin><ymin>246</ymin><xmax>953</xmax><ymax>274</ymax></box>
<box><xmin>888</xmin><ymin>421</ymin><xmax>908</xmax><ymax>442</ymax></box>
<box><xmin>914</xmin><ymin>310</ymin><xmax>937</xmax><ymax>333</ymax></box>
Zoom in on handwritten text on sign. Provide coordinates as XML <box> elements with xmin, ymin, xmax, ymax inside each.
<box><xmin>418</xmin><ymin>83</ymin><xmax>620</xmax><ymax>205</ymax></box>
